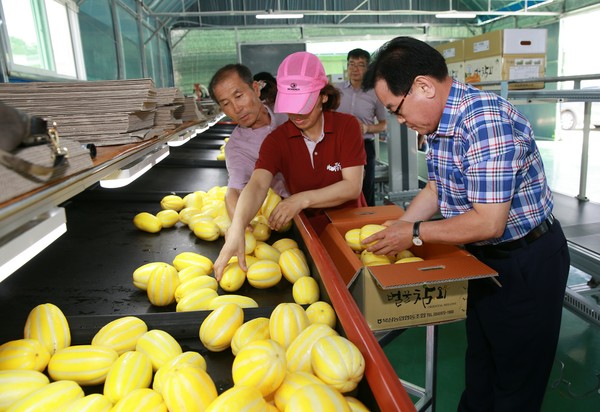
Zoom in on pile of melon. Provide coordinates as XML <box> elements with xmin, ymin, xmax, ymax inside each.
<box><xmin>345</xmin><ymin>224</ymin><xmax>424</xmax><ymax>266</ymax></box>
<box><xmin>0</xmin><ymin>301</ymin><xmax>371</xmax><ymax>411</ymax></box>
<box><xmin>132</xmin><ymin>186</ymin><xmax>290</xmax><ymax>240</ymax></box>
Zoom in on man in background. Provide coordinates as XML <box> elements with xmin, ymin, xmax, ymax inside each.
<box><xmin>208</xmin><ymin>64</ymin><xmax>289</xmax><ymax>218</ymax></box>
<box><xmin>335</xmin><ymin>48</ymin><xmax>387</xmax><ymax>206</ymax></box>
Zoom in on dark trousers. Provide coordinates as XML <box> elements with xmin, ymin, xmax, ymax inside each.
<box><xmin>458</xmin><ymin>219</ymin><xmax>570</xmax><ymax>412</ymax></box>
<box><xmin>362</xmin><ymin>139</ymin><xmax>376</xmax><ymax>206</ymax></box>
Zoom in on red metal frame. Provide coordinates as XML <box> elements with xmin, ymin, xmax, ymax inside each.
<box><xmin>294</xmin><ymin>213</ymin><xmax>416</xmax><ymax>412</ymax></box>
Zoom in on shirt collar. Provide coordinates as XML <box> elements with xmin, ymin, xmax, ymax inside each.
<box><xmin>289</xmin><ymin>111</ymin><xmax>333</xmax><ymax>139</ymax></box>
<box><xmin>436</xmin><ymin>79</ymin><xmax>467</xmax><ymax>138</ymax></box>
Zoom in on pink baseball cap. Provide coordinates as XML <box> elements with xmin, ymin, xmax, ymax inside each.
<box><xmin>274</xmin><ymin>52</ymin><xmax>328</xmax><ymax>115</ymax></box>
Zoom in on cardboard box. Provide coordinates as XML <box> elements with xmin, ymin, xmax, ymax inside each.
<box><xmin>320</xmin><ymin>206</ymin><xmax>498</xmax><ymax>330</ymax></box>
<box><xmin>436</xmin><ymin>40</ymin><xmax>466</xmax><ymax>81</ymax></box>
<box><xmin>463</xmin><ymin>29</ymin><xmax>547</xmax><ymax>90</ymax></box>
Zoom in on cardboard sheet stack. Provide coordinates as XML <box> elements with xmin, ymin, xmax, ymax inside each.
<box><xmin>154</xmin><ymin>87</ymin><xmax>207</xmax><ymax>128</ymax></box>
<box><xmin>0</xmin><ymin>79</ymin><xmax>201</xmax><ymax>146</ymax></box>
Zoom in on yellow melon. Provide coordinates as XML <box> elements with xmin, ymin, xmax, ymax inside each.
<box><xmin>160</xmin><ymin>194</ymin><xmax>185</xmax><ymax>212</ymax></box>
<box><xmin>103</xmin><ymin>351</ymin><xmax>153</xmax><ymax>404</ymax></box>
<box><xmin>244</xmin><ymin>230</ymin><xmax>257</xmax><ymax>255</ymax></box>
<box><xmin>274</xmin><ymin>371</ymin><xmax>325</xmax><ymax>412</ymax></box>
<box><xmin>0</xmin><ymin>339</ymin><xmax>50</xmax><ymax>372</ymax></box>
<box><xmin>6</xmin><ymin>379</ymin><xmax>84</xmax><ymax>412</ymax></box>
<box><xmin>23</xmin><ymin>303</ymin><xmax>70</xmax><ymax>355</ymax></box>
<box><xmin>359</xmin><ymin>224</ymin><xmax>386</xmax><ymax>247</ymax></box>
<box><xmin>360</xmin><ymin>250</ymin><xmax>392</xmax><ymax>266</ymax></box>
<box><xmin>64</xmin><ymin>393</ymin><xmax>113</xmax><ymax>412</ymax></box>
<box><xmin>396</xmin><ymin>249</ymin><xmax>415</xmax><ymax>260</ymax></box>
<box><xmin>207</xmin><ymin>294</ymin><xmax>258</xmax><ymax>309</ymax></box>
<box><xmin>213</xmin><ymin>214</ymin><xmax>231</xmax><ymax>236</ymax></box>
<box><xmin>311</xmin><ymin>335</ymin><xmax>365</xmax><ymax>393</ymax></box>
<box><xmin>133</xmin><ymin>212</ymin><xmax>162</xmax><ymax>233</ymax></box>
<box><xmin>305</xmin><ymin>301</ymin><xmax>337</xmax><ymax>329</ymax></box>
<box><xmin>285</xmin><ymin>383</ymin><xmax>351</xmax><ymax>412</ymax></box>
<box><xmin>395</xmin><ymin>256</ymin><xmax>425</xmax><ymax>264</ymax></box>
<box><xmin>199</xmin><ymin>303</ymin><xmax>244</xmax><ymax>352</ymax></box>
<box><xmin>172</xmin><ymin>252</ymin><xmax>213</xmax><ymax>273</ymax></box>
<box><xmin>156</xmin><ymin>209</ymin><xmax>179</xmax><ymax>228</ymax></box>
<box><xmin>269</xmin><ymin>303</ymin><xmax>310</xmax><ymax>350</ymax></box>
<box><xmin>174</xmin><ymin>276</ymin><xmax>218</xmax><ymax>302</ymax></box>
<box><xmin>178</xmin><ymin>207</ymin><xmax>202</xmax><ymax>225</ymax></box>
<box><xmin>152</xmin><ymin>351</ymin><xmax>206</xmax><ymax>395</ymax></box>
<box><xmin>251</xmin><ymin>222</ymin><xmax>271</xmax><ymax>242</ymax></box>
<box><xmin>286</xmin><ymin>323</ymin><xmax>338</xmax><ymax>374</ymax></box>
<box><xmin>0</xmin><ymin>370</ymin><xmax>49</xmax><ymax>411</ymax></box>
<box><xmin>253</xmin><ymin>242</ymin><xmax>281</xmax><ymax>263</ymax></box>
<box><xmin>205</xmin><ymin>385</ymin><xmax>267</xmax><ymax>412</ymax></box>
<box><xmin>279</xmin><ymin>248</ymin><xmax>309</xmax><ymax>283</ymax></box>
<box><xmin>219</xmin><ymin>262</ymin><xmax>247</xmax><ymax>292</ymax></box>
<box><xmin>135</xmin><ymin>330</ymin><xmax>182</xmax><ymax>372</ymax></box>
<box><xmin>183</xmin><ymin>192</ymin><xmax>204</xmax><ymax>209</ymax></box>
<box><xmin>271</xmin><ymin>238</ymin><xmax>298</xmax><ymax>253</ymax></box>
<box><xmin>48</xmin><ymin>344</ymin><xmax>118</xmax><ymax>386</ymax></box>
<box><xmin>344</xmin><ymin>228</ymin><xmax>363</xmax><ymax>252</ymax></box>
<box><xmin>91</xmin><ymin>316</ymin><xmax>147</xmax><ymax>356</ymax></box>
<box><xmin>162</xmin><ymin>366</ymin><xmax>217</xmax><ymax>412</ymax></box>
<box><xmin>260</xmin><ymin>189</ymin><xmax>282</xmax><ymax>219</ymax></box>
<box><xmin>232</xmin><ymin>339</ymin><xmax>286</xmax><ymax>397</ymax></box>
<box><xmin>231</xmin><ymin>317</ymin><xmax>271</xmax><ymax>356</ymax></box>
<box><xmin>146</xmin><ymin>267</ymin><xmax>180</xmax><ymax>307</ymax></box>
<box><xmin>175</xmin><ymin>287</ymin><xmax>218</xmax><ymax>312</ymax></box>
<box><xmin>133</xmin><ymin>262</ymin><xmax>176</xmax><ymax>291</ymax></box>
<box><xmin>176</xmin><ymin>265</ymin><xmax>209</xmax><ymax>283</ymax></box>
<box><xmin>292</xmin><ymin>276</ymin><xmax>320</xmax><ymax>305</ymax></box>
<box><xmin>345</xmin><ymin>396</ymin><xmax>371</xmax><ymax>412</ymax></box>
<box><xmin>247</xmin><ymin>260</ymin><xmax>282</xmax><ymax>289</ymax></box>
<box><xmin>193</xmin><ymin>220</ymin><xmax>220</xmax><ymax>241</ymax></box>
<box><xmin>110</xmin><ymin>388</ymin><xmax>166</xmax><ymax>412</ymax></box>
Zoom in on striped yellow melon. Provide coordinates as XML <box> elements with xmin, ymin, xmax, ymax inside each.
<box><xmin>132</xmin><ymin>262</ymin><xmax>176</xmax><ymax>291</ymax></box>
<box><xmin>305</xmin><ymin>301</ymin><xmax>337</xmax><ymax>329</ymax></box>
<box><xmin>176</xmin><ymin>265</ymin><xmax>208</xmax><ymax>283</ymax></box>
<box><xmin>247</xmin><ymin>260</ymin><xmax>282</xmax><ymax>289</ymax></box>
<box><xmin>228</xmin><ymin>255</ymin><xmax>259</xmax><ymax>269</ymax></box>
<box><xmin>183</xmin><ymin>192</ymin><xmax>204</xmax><ymax>209</ymax></box>
<box><xmin>345</xmin><ymin>396</ymin><xmax>370</xmax><ymax>412</ymax></box>
<box><xmin>360</xmin><ymin>250</ymin><xmax>392</xmax><ymax>266</ymax></box>
<box><xmin>286</xmin><ymin>324</ymin><xmax>338</xmax><ymax>374</ymax></box>
<box><xmin>232</xmin><ymin>339</ymin><xmax>286</xmax><ymax>397</ymax></box>
<box><xmin>219</xmin><ymin>262</ymin><xmax>247</xmax><ymax>292</ymax></box>
<box><xmin>199</xmin><ymin>303</ymin><xmax>244</xmax><ymax>352</ymax></box>
<box><xmin>395</xmin><ymin>256</ymin><xmax>424</xmax><ymax>264</ymax></box>
<box><xmin>207</xmin><ymin>294</ymin><xmax>258</xmax><ymax>310</ymax></box>
<box><xmin>311</xmin><ymin>335</ymin><xmax>365</xmax><ymax>393</ymax></box>
<box><xmin>251</xmin><ymin>222</ymin><xmax>271</xmax><ymax>242</ymax></box>
<box><xmin>292</xmin><ymin>276</ymin><xmax>320</xmax><ymax>305</ymax></box>
<box><xmin>271</xmin><ymin>238</ymin><xmax>298</xmax><ymax>253</ymax></box>
<box><xmin>47</xmin><ymin>344</ymin><xmax>118</xmax><ymax>386</ymax></box>
<box><xmin>0</xmin><ymin>370</ymin><xmax>49</xmax><ymax>411</ymax></box>
<box><xmin>274</xmin><ymin>371</ymin><xmax>325</xmax><ymax>412</ymax></box>
<box><xmin>175</xmin><ymin>287</ymin><xmax>218</xmax><ymax>312</ymax></box>
<box><xmin>396</xmin><ymin>249</ymin><xmax>415</xmax><ymax>260</ymax></box>
<box><xmin>160</xmin><ymin>194</ymin><xmax>185</xmax><ymax>211</ymax></box>
<box><xmin>110</xmin><ymin>388</ymin><xmax>166</xmax><ymax>412</ymax></box>
<box><xmin>206</xmin><ymin>185</ymin><xmax>227</xmax><ymax>200</ymax></box>
<box><xmin>279</xmin><ymin>248</ymin><xmax>309</xmax><ymax>283</ymax></box>
<box><xmin>344</xmin><ymin>228</ymin><xmax>363</xmax><ymax>251</ymax></box>
<box><xmin>253</xmin><ymin>242</ymin><xmax>281</xmax><ymax>263</ymax></box>
<box><xmin>146</xmin><ymin>266</ymin><xmax>180</xmax><ymax>306</ymax></box>
<box><xmin>174</xmin><ymin>275</ymin><xmax>218</xmax><ymax>301</ymax></box>
<box><xmin>92</xmin><ymin>316</ymin><xmax>148</xmax><ymax>355</ymax></box>
<box><xmin>187</xmin><ymin>214</ymin><xmax>213</xmax><ymax>232</ymax></box>
<box><xmin>205</xmin><ymin>385</ymin><xmax>267</xmax><ymax>412</ymax></box>
<box><xmin>0</xmin><ymin>339</ymin><xmax>50</xmax><ymax>372</ymax></box>
<box><xmin>260</xmin><ymin>189</ymin><xmax>282</xmax><ymax>219</ymax></box>
<box><xmin>162</xmin><ymin>366</ymin><xmax>217</xmax><ymax>412</ymax></box>
<box><xmin>23</xmin><ymin>303</ymin><xmax>70</xmax><ymax>355</ymax></box>
<box><xmin>285</xmin><ymin>383</ymin><xmax>351</xmax><ymax>412</ymax></box>
<box><xmin>244</xmin><ymin>230</ymin><xmax>257</xmax><ymax>255</ymax></box>
<box><xmin>104</xmin><ymin>351</ymin><xmax>153</xmax><ymax>404</ymax></box>
<box><xmin>64</xmin><ymin>393</ymin><xmax>112</xmax><ymax>412</ymax></box>
<box><xmin>6</xmin><ymin>379</ymin><xmax>84</xmax><ymax>412</ymax></box>
<box><xmin>231</xmin><ymin>317</ymin><xmax>271</xmax><ymax>356</ymax></box>
<box><xmin>193</xmin><ymin>220</ymin><xmax>220</xmax><ymax>241</ymax></box>
<box><xmin>133</xmin><ymin>212</ymin><xmax>162</xmax><ymax>233</ymax></box>
<box><xmin>269</xmin><ymin>303</ymin><xmax>310</xmax><ymax>350</ymax></box>
<box><xmin>359</xmin><ymin>224</ymin><xmax>386</xmax><ymax>247</ymax></box>
<box><xmin>178</xmin><ymin>207</ymin><xmax>202</xmax><ymax>225</ymax></box>
<box><xmin>213</xmin><ymin>214</ymin><xmax>232</xmax><ymax>236</ymax></box>
<box><xmin>172</xmin><ymin>252</ymin><xmax>213</xmax><ymax>273</ymax></box>
<box><xmin>152</xmin><ymin>351</ymin><xmax>206</xmax><ymax>395</ymax></box>
<box><xmin>155</xmin><ymin>209</ymin><xmax>179</xmax><ymax>228</ymax></box>
<box><xmin>135</xmin><ymin>330</ymin><xmax>182</xmax><ymax>371</ymax></box>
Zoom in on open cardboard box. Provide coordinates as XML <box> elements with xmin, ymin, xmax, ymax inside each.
<box><xmin>321</xmin><ymin>206</ymin><xmax>498</xmax><ymax>330</ymax></box>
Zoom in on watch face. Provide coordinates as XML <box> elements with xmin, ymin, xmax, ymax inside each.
<box><xmin>412</xmin><ymin>237</ymin><xmax>423</xmax><ymax>246</ymax></box>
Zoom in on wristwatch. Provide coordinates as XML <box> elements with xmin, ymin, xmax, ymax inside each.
<box><xmin>412</xmin><ymin>221</ymin><xmax>423</xmax><ymax>246</ymax></box>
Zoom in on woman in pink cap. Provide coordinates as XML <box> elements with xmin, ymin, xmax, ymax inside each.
<box><xmin>213</xmin><ymin>51</ymin><xmax>366</xmax><ymax>281</ymax></box>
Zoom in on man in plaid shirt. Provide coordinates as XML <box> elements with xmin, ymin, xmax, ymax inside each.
<box><xmin>362</xmin><ymin>37</ymin><xmax>569</xmax><ymax>412</ymax></box>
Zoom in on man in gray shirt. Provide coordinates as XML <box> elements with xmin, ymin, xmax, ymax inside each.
<box><xmin>335</xmin><ymin>48</ymin><xmax>387</xmax><ymax>206</ymax></box>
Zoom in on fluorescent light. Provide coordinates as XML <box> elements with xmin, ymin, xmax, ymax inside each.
<box><xmin>256</xmin><ymin>13</ymin><xmax>304</xmax><ymax>20</ymax></box>
<box><xmin>435</xmin><ymin>11</ymin><xmax>477</xmax><ymax>19</ymax></box>
<box><xmin>100</xmin><ymin>145</ymin><xmax>170</xmax><ymax>188</ymax></box>
<box><xmin>0</xmin><ymin>207</ymin><xmax>67</xmax><ymax>283</ymax></box>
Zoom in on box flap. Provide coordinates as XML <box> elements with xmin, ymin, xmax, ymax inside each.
<box><xmin>366</xmin><ymin>255</ymin><xmax>498</xmax><ymax>289</ymax></box>
<box><xmin>325</xmin><ymin>205</ymin><xmax>404</xmax><ymax>224</ymax></box>
<box><xmin>503</xmin><ymin>29</ymin><xmax>547</xmax><ymax>54</ymax></box>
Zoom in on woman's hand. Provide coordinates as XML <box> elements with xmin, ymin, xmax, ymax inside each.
<box><xmin>212</xmin><ymin>229</ymin><xmax>247</xmax><ymax>281</ymax></box>
<box><xmin>268</xmin><ymin>195</ymin><xmax>304</xmax><ymax>231</ymax></box>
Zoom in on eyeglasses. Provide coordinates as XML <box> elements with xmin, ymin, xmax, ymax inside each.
<box><xmin>347</xmin><ymin>61</ymin><xmax>367</xmax><ymax>69</ymax></box>
<box><xmin>388</xmin><ymin>92</ymin><xmax>409</xmax><ymax>117</ymax></box>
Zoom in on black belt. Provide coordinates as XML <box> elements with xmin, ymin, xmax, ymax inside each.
<box><xmin>467</xmin><ymin>214</ymin><xmax>555</xmax><ymax>257</ymax></box>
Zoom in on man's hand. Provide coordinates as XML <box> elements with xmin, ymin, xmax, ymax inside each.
<box><xmin>362</xmin><ymin>219</ymin><xmax>413</xmax><ymax>256</ymax></box>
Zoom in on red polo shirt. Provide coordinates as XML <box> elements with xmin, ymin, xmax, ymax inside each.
<box><xmin>255</xmin><ymin>110</ymin><xmax>366</xmax><ymax>213</ymax></box>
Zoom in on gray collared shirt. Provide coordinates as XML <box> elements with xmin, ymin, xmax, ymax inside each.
<box><xmin>335</xmin><ymin>81</ymin><xmax>387</xmax><ymax>140</ymax></box>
